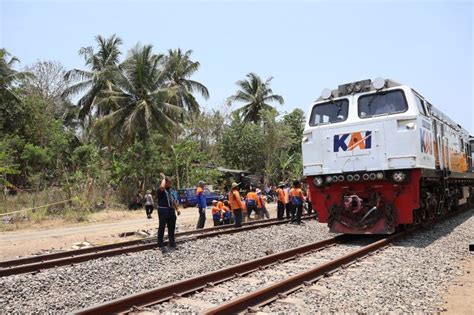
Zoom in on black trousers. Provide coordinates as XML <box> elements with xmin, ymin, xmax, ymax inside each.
<box><xmin>145</xmin><ymin>205</ymin><xmax>153</xmax><ymax>216</ymax></box>
<box><xmin>233</xmin><ymin>208</ymin><xmax>243</xmax><ymax>228</ymax></box>
<box><xmin>247</xmin><ymin>204</ymin><xmax>257</xmax><ymax>218</ymax></box>
<box><xmin>196</xmin><ymin>206</ymin><xmax>206</xmax><ymax>229</ymax></box>
<box><xmin>277</xmin><ymin>201</ymin><xmax>285</xmax><ymax>220</ymax></box>
<box><xmin>285</xmin><ymin>203</ymin><xmax>292</xmax><ymax>220</ymax></box>
<box><xmin>157</xmin><ymin>207</ymin><xmax>176</xmax><ymax>248</ymax></box>
<box><xmin>213</xmin><ymin>219</ymin><xmax>221</xmax><ymax>226</ymax></box>
<box><xmin>294</xmin><ymin>204</ymin><xmax>303</xmax><ymax>223</ymax></box>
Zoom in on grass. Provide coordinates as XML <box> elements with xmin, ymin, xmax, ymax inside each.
<box><xmin>0</xmin><ymin>187</ymin><xmax>119</xmax><ymax>231</ymax></box>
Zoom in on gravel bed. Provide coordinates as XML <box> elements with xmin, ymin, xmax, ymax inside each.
<box><xmin>0</xmin><ymin>219</ymin><xmax>330</xmax><ymax>313</ymax></box>
<box><xmin>149</xmin><ymin>241</ymin><xmax>368</xmax><ymax>314</ymax></box>
<box><xmin>263</xmin><ymin>209</ymin><xmax>474</xmax><ymax>314</ymax></box>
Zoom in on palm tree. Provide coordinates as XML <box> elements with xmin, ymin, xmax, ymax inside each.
<box><xmin>163</xmin><ymin>48</ymin><xmax>209</xmax><ymax>115</ymax></box>
<box><xmin>62</xmin><ymin>34</ymin><xmax>123</xmax><ymax>120</ymax></box>
<box><xmin>227</xmin><ymin>73</ymin><xmax>284</xmax><ymax>124</ymax></box>
<box><xmin>0</xmin><ymin>49</ymin><xmax>33</xmax><ymax>103</ymax></box>
<box><xmin>95</xmin><ymin>44</ymin><xmax>183</xmax><ymax>144</ymax></box>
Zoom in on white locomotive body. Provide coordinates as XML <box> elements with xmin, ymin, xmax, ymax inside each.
<box><xmin>303</xmin><ymin>79</ymin><xmax>473</xmax><ymax>234</ymax></box>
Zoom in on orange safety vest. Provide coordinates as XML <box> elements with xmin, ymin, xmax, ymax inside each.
<box><xmin>277</xmin><ymin>188</ymin><xmax>285</xmax><ymax>203</ymax></box>
<box><xmin>228</xmin><ymin>190</ymin><xmax>242</xmax><ymax>211</ymax></box>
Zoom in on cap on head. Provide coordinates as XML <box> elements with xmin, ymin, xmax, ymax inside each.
<box><xmin>231</xmin><ymin>182</ymin><xmax>240</xmax><ymax>189</ymax></box>
<box><xmin>256</xmin><ymin>188</ymin><xmax>261</xmax><ymax>194</ymax></box>
<box><xmin>198</xmin><ymin>180</ymin><xmax>205</xmax><ymax>186</ymax></box>
<box><xmin>278</xmin><ymin>182</ymin><xmax>285</xmax><ymax>187</ymax></box>
<box><xmin>212</xmin><ymin>200</ymin><xmax>217</xmax><ymax>204</ymax></box>
<box><xmin>146</xmin><ymin>190</ymin><xmax>151</xmax><ymax>194</ymax></box>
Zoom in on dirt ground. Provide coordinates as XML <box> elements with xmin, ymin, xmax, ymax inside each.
<box><xmin>444</xmin><ymin>255</ymin><xmax>473</xmax><ymax>314</ymax></box>
<box><xmin>0</xmin><ymin>204</ymin><xmax>278</xmax><ymax>260</ymax></box>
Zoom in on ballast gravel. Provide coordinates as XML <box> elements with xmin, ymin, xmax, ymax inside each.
<box><xmin>149</xmin><ymin>240</ymin><xmax>374</xmax><ymax>314</ymax></box>
<box><xmin>263</xmin><ymin>209</ymin><xmax>474</xmax><ymax>314</ymax></box>
<box><xmin>0</xmin><ymin>219</ymin><xmax>330</xmax><ymax>313</ymax></box>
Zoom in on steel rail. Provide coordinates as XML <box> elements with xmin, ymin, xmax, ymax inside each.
<box><xmin>203</xmin><ymin>207</ymin><xmax>472</xmax><ymax>314</ymax></box>
<box><xmin>0</xmin><ymin>216</ymin><xmax>285</xmax><ymax>268</ymax></box>
<box><xmin>74</xmin><ymin>235</ymin><xmax>346</xmax><ymax>314</ymax></box>
<box><xmin>0</xmin><ymin>215</ymin><xmax>316</xmax><ymax>277</ymax></box>
<box><xmin>203</xmin><ymin>231</ymin><xmax>407</xmax><ymax>314</ymax></box>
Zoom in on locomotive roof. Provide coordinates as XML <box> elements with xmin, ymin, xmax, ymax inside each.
<box><xmin>313</xmin><ymin>78</ymin><xmax>472</xmax><ymax>137</ymax></box>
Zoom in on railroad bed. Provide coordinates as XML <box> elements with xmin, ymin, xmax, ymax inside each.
<box><xmin>77</xmin><ymin>208</ymin><xmax>473</xmax><ymax>315</ymax></box>
<box><xmin>1</xmin><ymin>210</ymin><xmax>472</xmax><ymax>313</ymax></box>
<box><xmin>0</xmin><ymin>216</ymin><xmax>316</xmax><ymax>276</ymax></box>
<box><xmin>0</xmin><ymin>219</ymin><xmax>330</xmax><ymax>313</ymax></box>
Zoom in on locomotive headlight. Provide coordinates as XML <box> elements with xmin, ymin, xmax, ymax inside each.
<box><xmin>347</xmin><ymin>174</ymin><xmax>354</xmax><ymax>181</ymax></box>
<box><xmin>372</xmin><ymin>77</ymin><xmax>386</xmax><ymax>90</ymax></box>
<box><xmin>332</xmin><ymin>175</ymin><xmax>339</xmax><ymax>182</ymax></box>
<box><xmin>376</xmin><ymin>172</ymin><xmax>384</xmax><ymax>180</ymax></box>
<box><xmin>325</xmin><ymin>176</ymin><xmax>333</xmax><ymax>183</ymax></box>
<box><xmin>353</xmin><ymin>174</ymin><xmax>360</xmax><ymax>181</ymax></box>
<box><xmin>345</xmin><ymin>84</ymin><xmax>354</xmax><ymax>93</ymax></box>
<box><xmin>321</xmin><ymin>88</ymin><xmax>332</xmax><ymax>100</ymax></box>
<box><xmin>362</xmin><ymin>173</ymin><xmax>370</xmax><ymax>181</ymax></box>
<box><xmin>354</xmin><ymin>82</ymin><xmax>363</xmax><ymax>92</ymax></box>
<box><xmin>338</xmin><ymin>175</ymin><xmax>345</xmax><ymax>182</ymax></box>
<box><xmin>369</xmin><ymin>173</ymin><xmax>376</xmax><ymax>180</ymax></box>
<box><xmin>392</xmin><ymin>171</ymin><xmax>406</xmax><ymax>183</ymax></box>
<box><xmin>313</xmin><ymin>176</ymin><xmax>324</xmax><ymax>187</ymax></box>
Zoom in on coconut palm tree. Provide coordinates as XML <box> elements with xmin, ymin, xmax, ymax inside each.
<box><xmin>62</xmin><ymin>34</ymin><xmax>123</xmax><ymax>120</ymax></box>
<box><xmin>95</xmin><ymin>44</ymin><xmax>183</xmax><ymax>144</ymax></box>
<box><xmin>163</xmin><ymin>48</ymin><xmax>209</xmax><ymax>114</ymax></box>
<box><xmin>227</xmin><ymin>72</ymin><xmax>284</xmax><ymax>123</ymax></box>
<box><xmin>0</xmin><ymin>49</ymin><xmax>33</xmax><ymax>103</ymax></box>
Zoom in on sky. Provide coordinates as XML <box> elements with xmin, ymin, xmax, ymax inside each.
<box><xmin>1</xmin><ymin>0</ymin><xmax>473</xmax><ymax>133</ymax></box>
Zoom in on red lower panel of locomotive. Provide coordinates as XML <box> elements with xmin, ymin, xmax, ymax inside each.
<box><xmin>307</xmin><ymin>169</ymin><xmax>421</xmax><ymax>234</ymax></box>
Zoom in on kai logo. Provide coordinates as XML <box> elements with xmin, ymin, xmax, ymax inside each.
<box><xmin>334</xmin><ymin>131</ymin><xmax>372</xmax><ymax>152</ymax></box>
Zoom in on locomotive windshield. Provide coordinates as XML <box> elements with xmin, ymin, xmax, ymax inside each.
<box><xmin>309</xmin><ymin>99</ymin><xmax>349</xmax><ymax>126</ymax></box>
<box><xmin>358</xmin><ymin>90</ymin><xmax>408</xmax><ymax>118</ymax></box>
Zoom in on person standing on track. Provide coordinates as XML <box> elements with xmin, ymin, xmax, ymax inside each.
<box><xmin>156</xmin><ymin>173</ymin><xmax>181</xmax><ymax>253</ymax></box>
<box><xmin>284</xmin><ymin>182</ymin><xmax>292</xmax><ymax>220</ymax></box>
<box><xmin>196</xmin><ymin>180</ymin><xmax>207</xmax><ymax>229</ymax></box>
<box><xmin>276</xmin><ymin>182</ymin><xmax>286</xmax><ymax>220</ymax></box>
<box><xmin>228</xmin><ymin>182</ymin><xmax>243</xmax><ymax>228</ymax></box>
<box><xmin>290</xmin><ymin>180</ymin><xmax>305</xmax><ymax>225</ymax></box>
<box><xmin>245</xmin><ymin>188</ymin><xmax>259</xmax><ymax>221</ymax></box>
<box><xmin>144</xmin><ymin>189</ymin><xmax>154</xmax><ymax>219</ymax></box>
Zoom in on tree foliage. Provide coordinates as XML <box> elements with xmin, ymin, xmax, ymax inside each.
<box><xmin>227</xmin><ymin>72</ymin><xmax>284</xmax><ymax>124</ymax></box>
<box><xmin>1</xmin><ymin>35</ymin><xmax>305</xmax><ymax>207</ymax></box>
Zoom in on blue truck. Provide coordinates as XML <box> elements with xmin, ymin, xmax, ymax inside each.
<box><xmin>177</xmin><ymin>188</ymin><xmax>220</xmax><ymax>208</ymax></box>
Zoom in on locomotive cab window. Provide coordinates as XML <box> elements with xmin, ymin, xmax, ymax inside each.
<box><xmin>414</xmin><ymin>95</ymin><xmax>427</xmax><ymax>116</ymax></box>
<box><xmin>309</xmin><ymin>99</ymin><xmax>349</xmax><ymax>126</ymax></box>
<box><xmin>358</xmin><ymin>90</ymin><xmax>408</xmax><ymax>118</ymax></box>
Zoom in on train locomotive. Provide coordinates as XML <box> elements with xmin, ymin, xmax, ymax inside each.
<box><xmin>302</xmin><ymin>78</ymin><xmax>474</xmax><ymax>234</ymax></box>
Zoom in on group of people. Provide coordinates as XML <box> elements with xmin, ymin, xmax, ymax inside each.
<box><xmin>143</xmin><ymin>175</ymin><xmax>312</xmax><ymax>253</ymax></box>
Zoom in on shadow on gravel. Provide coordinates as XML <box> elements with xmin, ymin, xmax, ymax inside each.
<box><xmin>395</xmin><ymin>208</ymin><xmax>474</xmax><ymax>249</ymax></box>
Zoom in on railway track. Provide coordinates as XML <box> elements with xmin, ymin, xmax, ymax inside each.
<box><xmin>0</xmin><ymin>215</ymin><xmax>316</xmax><ymax>277</ymax></box>
<box><xmin>75</xmin><ymin>207</ymin><xmax>468</xmax><ymax>315</ymax></box>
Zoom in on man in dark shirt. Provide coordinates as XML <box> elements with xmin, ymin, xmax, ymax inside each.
<box><xmin>156</xmin><ymin>173</ymin><xmax>180</xmax><ymax>253</ymax></box>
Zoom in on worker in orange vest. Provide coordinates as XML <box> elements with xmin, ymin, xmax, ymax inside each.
<box><xmin>284</xmin><ymin>182</ymin><xmax>292</xmax><ymax>220</ymax></box>
<box><xmin>228</xmin><ymin>182</ymin><xmax>243</xmax><ymax>228</ymax></box>
<box><xmin>245</xmin><ymin>188</ymin><xmax>259</xmax><ymax>220</ymax></box>
<box><xmin>290</xmin><ymin>180</ymin><xmax>305</xmax><ymax>224</ymax></box>
<box><xmin>211</xmin><ymin>200</ymin><xmax>222</xmax><ymax>226</ymax></box>
<box><xmin>218</xmin><ymin>199</ymin><xmax>232</xmax><ymax>225</ymax></box>
<box><xmin>276</xmin><ymin>182</ymin><xmax>286</xmax><ymax>220</ymax></box>
<box><xmin>257</xmin><ymin>189</ymin><xmax>270</xmax><ymax>219</ymax></box>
